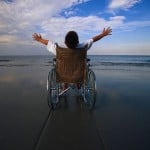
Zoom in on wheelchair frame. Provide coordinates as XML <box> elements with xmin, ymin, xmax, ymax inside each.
<box><xmin>47</xmin><ymin>58</ymin><xmax>96</xmax><ymax>110</ymax></box>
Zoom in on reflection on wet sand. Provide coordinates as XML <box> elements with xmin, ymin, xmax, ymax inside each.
<box><xmin>0</xmin><ymin>65</ymin><xmax>150</xmax><ymax>150</ymax></box>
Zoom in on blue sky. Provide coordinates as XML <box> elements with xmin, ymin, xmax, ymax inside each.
<box><xmin>0</xmin><ymin>0</ymin><xmax>150</xmax><ymax>55</ymax></box>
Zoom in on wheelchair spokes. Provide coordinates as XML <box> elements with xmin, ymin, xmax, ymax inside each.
<box><xmin>47</xmin><ymin>68</ymin><xmax>59</xmax><ymax>109</ymax></box>
<box><xmin>83</xmin><ymin>69</ymin><xmax>96</xmax><ymax>110</ymax></box>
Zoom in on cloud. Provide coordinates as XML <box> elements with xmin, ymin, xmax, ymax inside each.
<box><xmin>0</xmin><ymin>0</ymin><xmax>133</xmax><ymax>44</ymax></box>
<box><xmin>0</xmin><ymin>0</ymin><xmax>147</xmax><ymax>42</ymax></box>
<box><xmin>41</xmin><ymin>16</ymin><xmax>105</xmax><ymax>35</ymax></box>
<box><xmin>0</xmin><ymin>35</ymin><xmax>18</xmax><ymax>43</ymax></box>
<box><xmin>0</xmin><ymin>0</ymin><xmax>92</xmax><ymax>44</ymax></box>
<box><xmin>108</xmin><ymin>0</ymin><xmax>141</xmax><ymax>10</ymax></box>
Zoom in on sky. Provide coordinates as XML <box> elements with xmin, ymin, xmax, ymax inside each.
<box><xmin>0</xmin><ymin>0</ymin><xmax>150</xmax><ymax>55</ymax></box>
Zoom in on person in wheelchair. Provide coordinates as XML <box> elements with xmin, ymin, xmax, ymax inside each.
<box><xmin>32</xmin><ymin>27</ymin><xmax>112</xmax><ymax>54</ymax></box>
<box><xmin>32</xmin><ymin>27</ymin><xmax>112</xmax><ymax>86</ymax></box>
<box><xmin>32</xmin><ymin>27</ymin><xmax>112</xmax><ymax>109</ymax></box>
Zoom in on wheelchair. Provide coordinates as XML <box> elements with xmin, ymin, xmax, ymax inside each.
<box><xmin>47</xmin><ymin>46</ymin><xmax>96</xmax><ymax>110</ymax></box>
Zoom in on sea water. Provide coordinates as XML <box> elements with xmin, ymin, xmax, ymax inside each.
<box><xmin>0</xmin><ymin>55</ymin><xmax>150</xmax><ymax>70</ymax></box>
<box><xmin>0</xmin><ymin>55</ymin><xmax>150</xmax><ymax>150</ymax></box>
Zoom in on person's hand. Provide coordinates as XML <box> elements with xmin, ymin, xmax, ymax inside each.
<box><xmin>32</xmin><ymin>33</ymin><xmax>42</xmax><ymax>42</ymax></box>
<box><xmin>102</xmin><ymin>27</ymin><xmax>112</xmax><ymax>36</ymax></box>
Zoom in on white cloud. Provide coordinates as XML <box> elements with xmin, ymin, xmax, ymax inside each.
<box><xmin>108</xmin><ymin>16</ymin><xmax>126</xmax><ymax>27</ymax></box>
<box><xmin>0</xmin><ymin>1</ymin><xmax>100</xmax><ymax>44</ymax></box>
<box><xmin>0</xmin><ymin>0</ymin><xmax>146</xmax><ymax>42</ymax></box>
<box><xmin>41</xmin><ymin>16</ymin><xmax>105</xmax><ymax>34</ymax></box>
<box><xmin>0</xmin><ymin>0</ymin><xmax>92</xmax><ymax>44</ymax></box>
<box><xmin>108</xmin><ymin>0</ymin><xmax>141</xmax><ymax>10</ymax></box>
<box><xmin>0</xmin><ymin>35</ymin><xmax>18</xmax><ymax>43</ymax></box>
<box><xmin>64</xmin><ymin>10</ymin><xmax>76</xmax><ymax>17</ymax></box>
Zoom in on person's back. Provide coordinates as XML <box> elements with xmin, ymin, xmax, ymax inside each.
<box><xmin>32</xmin><ymin>27</ymin><xmax>112</xmax><ymax>55</ymax></box>
<box><xmin>32</xmin><ymin>27</ymin><xmax>112</xmax><ymax>89</ymax></box>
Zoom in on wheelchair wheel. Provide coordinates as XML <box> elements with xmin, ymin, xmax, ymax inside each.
<box><xmin>47</xmin><ymin>68</ymin><xmax>59</xmax><ymax>109</ymax></box>
<box><xmin>84</xmin><ymin>69</ymin><xmax>96</xmax><ymax>110</ymax></box>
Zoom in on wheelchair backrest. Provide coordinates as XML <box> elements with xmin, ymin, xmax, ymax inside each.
<box><xmin>56</xmin><ymin>45</ymin><xmax>87</xmax><ymax>83</ymax></box>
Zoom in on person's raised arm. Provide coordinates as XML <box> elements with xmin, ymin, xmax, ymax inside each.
<box><xmin>92</xmin><ymin>27</ymin><xmax>112</xmax><ymax>42</ymax></box>
<box><xmin>32</xmin><ymin>33</ymin><xmax>49</xmax><ymax>45</ymax></box>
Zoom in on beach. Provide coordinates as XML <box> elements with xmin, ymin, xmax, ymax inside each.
<box><xmin>0</xmin><ymin>55</ymin><xmax>150</xmax><ymax>150</ymax></box>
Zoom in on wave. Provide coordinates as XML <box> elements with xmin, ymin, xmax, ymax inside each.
<box><xmin>91</xmin><ymin>62</ymin><xmax>150</xmax><ymax>67</ymax></box>
<box><xmin>0</xmin><ymin>64</ymin><xmax>31</xmax><ymax>67</ymax></box>
<box><xmin>0</xmin><ymin>59</ymin><xmax>11</xmax><ymax>62</ymax></box>
<box><xmin>0</xmin><ymin>55</ymin><xmax>150</xmax><ymax>68</ymax></box>
<box><xmin>0</xmin><ymin>63</ymin><xmax>52</xmax><ymax>67</ymax></box>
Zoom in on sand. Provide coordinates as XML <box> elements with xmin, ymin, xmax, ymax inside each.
<box><xmin>0</xmin><ymin>64</ymin><xmax>150</xmax><ymax>150</ymax></box>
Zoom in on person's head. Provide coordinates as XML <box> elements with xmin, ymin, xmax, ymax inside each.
<box><xmin>65</xmin><ymin>31</ymin><xmax>79</xmax><ymax>49</ymax></box>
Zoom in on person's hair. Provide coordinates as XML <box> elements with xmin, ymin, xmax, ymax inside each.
<box><xmin>65</xmin><ymin>31</ymin><xmax>79</xmax><ymax>49</ymax></box>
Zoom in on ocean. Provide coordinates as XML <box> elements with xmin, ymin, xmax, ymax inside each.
<box><xmin>0</xmin><ymin>55</ymin><xmax>150</xmax><ymax>150</ymax></box>
<box><xmin>0</xmin><ymin>55</ymin><xmax>150</xmax><ymax>70</ymax></box>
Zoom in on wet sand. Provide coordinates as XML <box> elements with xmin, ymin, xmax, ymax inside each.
<box><xmin>0</xmin><ymin>65</ymin><xmax>150</xmax><ymax>150</ymax></box>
